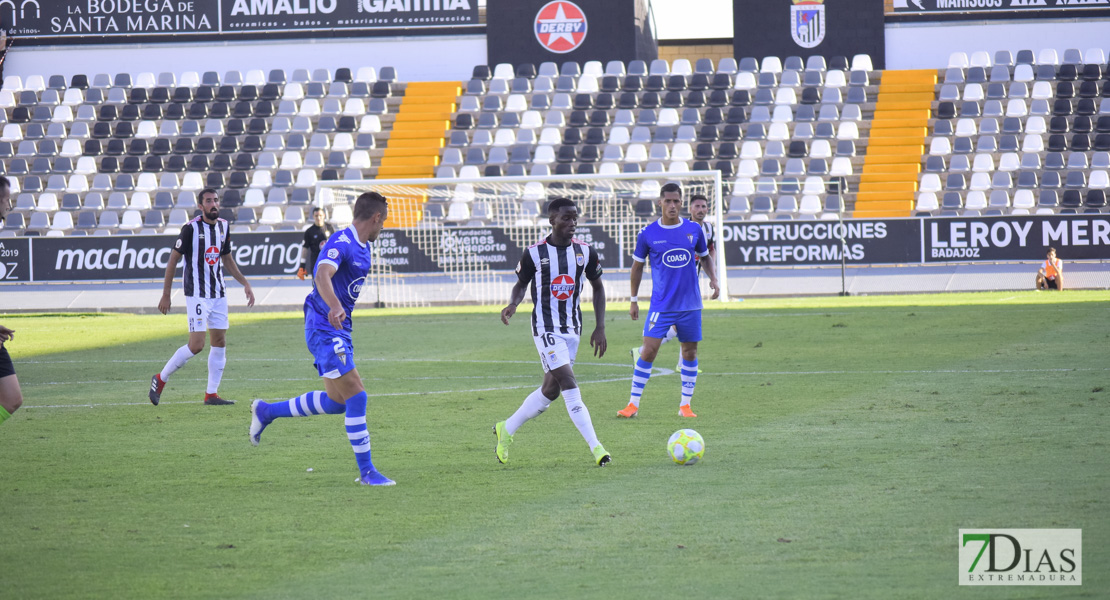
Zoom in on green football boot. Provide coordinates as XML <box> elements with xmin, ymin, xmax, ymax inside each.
<box><xmin>592</xmin><ymin>443</ymin><xmax>611</xmax><ymax>467</ymax></box>
<box><xmin>494</xmin><ymin>421</ymin><xmax>513</xmax><ymax>464</ymax></box>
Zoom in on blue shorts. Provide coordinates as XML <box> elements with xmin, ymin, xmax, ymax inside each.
<box><xmin>305</xmin><ymin>327</ymin><xmax>356</xmax><ymax>379</ymax></box>
<box><xmin>643</xmin><ymin>310</ymin><xmax>702</xmax><ymax>343</ymax></box>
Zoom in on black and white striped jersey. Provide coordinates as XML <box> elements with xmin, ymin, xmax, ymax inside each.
<box><xmin>173</xmin><ymin>216</ymin><xmax>232</xmax><ymax>298</ymax></box>
<box><xmin>695</xmin><ymin>220</ymin><xmax>715</xmax><ymax>276</ymax></box>
<box><xmin>515</xmin><ymin>237</ymin><xmax>602</xmax><ymax>336</ymax></box>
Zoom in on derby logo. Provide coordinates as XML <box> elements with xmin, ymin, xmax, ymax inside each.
<box><xmin>534</xmin><ymin>1</ymin><xmax>587</xmax><ymax>54</ymax></box>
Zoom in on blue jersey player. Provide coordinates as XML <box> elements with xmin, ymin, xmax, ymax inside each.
<box><xmin>619</xmin><ymin>182</ymin><xmax>719</xmax><ymax>419</ymax></box>
<box><xmin>248</xmin><ymin>192</ymin><xmax>395</xmax><ymax>486</ymax></box>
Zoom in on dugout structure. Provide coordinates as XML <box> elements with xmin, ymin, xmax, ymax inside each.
<box><xmin>316</xmin><ymin>172</ymin><xmax>727</xmax><ymax>307</ymax></box>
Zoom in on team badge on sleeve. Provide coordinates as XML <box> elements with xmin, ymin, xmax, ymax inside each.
<box><xmin>327</xmin><ymin>248</ymin><xmax>339</xmax><ymax>260</ymax></box>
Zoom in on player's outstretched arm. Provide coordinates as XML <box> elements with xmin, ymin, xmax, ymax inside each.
<box><xmin>221</xmin><ymin>255</ymin><xmax>255</xmax><ymax>307</ymax></box>
<box><xmin>628</xmin><ymin>261</ymin><xmax>644</xmax><ymax>320</ymax></box>
<box><xmin>589</xmin><ymin>277</ymin><xmax>607</xmax><ymax>357</ymax></box>
<box><xmin>501</xmin><ymin>280</ymin><xmax>528</xmax><ymax>325</ymax></box>
<box><xmin>158</xmin><ymin>250</ymin><xmax>182</xmax><ymax>315</ymax></box>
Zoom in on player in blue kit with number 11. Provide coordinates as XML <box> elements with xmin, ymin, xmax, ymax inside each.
<box><xmin>248</xmin><ymin>192</ymin><xmax>395</xmax><ymax>486</ymax></box>
<box><xmin>619</xmin><ymin>183</ymin><xmax>719</xmax><ymax>419</ymax></box>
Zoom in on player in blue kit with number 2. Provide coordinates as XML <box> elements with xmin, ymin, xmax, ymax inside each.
<box><xmin>619</xmin><ymin>182</ymin><xmax>719</xmax><ymax>419</ymax></box>
<box><xmin>248</xmin><ymin>192</ymin><xmax>396</xmax><ymax>486</ymax></box>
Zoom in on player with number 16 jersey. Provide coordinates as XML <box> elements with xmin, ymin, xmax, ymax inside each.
<box><xmin>494</xmin><ymin>198</ymin><xmax>611</xmax><ymax>467</ymax></box>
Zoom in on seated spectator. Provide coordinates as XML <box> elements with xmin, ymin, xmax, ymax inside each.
<box><xmin>1035</xmin><ymin>247</ymin><xmax>1063</xmax><ymax>291</ymax></box>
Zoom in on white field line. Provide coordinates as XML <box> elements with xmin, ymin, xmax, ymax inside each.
<box><xmin>22</xmin><ymin>376</ymin><xmax>640</xmax><ymax>409</ymax></box>
<box><xmin>18</xmin><ymin>365</ymin><xmax>1101</xmax><ymax>411</ymax></box>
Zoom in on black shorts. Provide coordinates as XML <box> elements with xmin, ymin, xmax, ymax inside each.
<box><xmin>1046</xmin><ymin>278</ymin><xmax>1059</xmax><ymax>290</ymax></box>
<box><xmin>0</xmin><ymin>346</ymin><xmax>14</xmax><ymax>379</ymax></box>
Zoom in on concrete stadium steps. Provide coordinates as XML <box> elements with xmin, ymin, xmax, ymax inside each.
<box><xmin>377</xmin><ymin>81</ymin><xmax>459</xmax><ymax>227</ymax></box>
<box><xmin>853</xmin><ymin>70</ymin><xmax>936</xmax><ymax>219</ymax></box>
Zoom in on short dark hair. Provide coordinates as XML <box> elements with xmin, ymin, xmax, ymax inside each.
<box><xmin>198</xmin><ymin>188</ymin><xmax>219</xmax><ymax>203</ymax></box>
<box><xmin>661</xmin><ymin>182</ymin><xmax>682</xmax><ymax>197</ymax></box>
<box><xmin>689</xmin><ymin>194</ymin><xmax>709</xmax><ymax>205</ymax></box>
<box><xmin>0</xmin><ymin>175</ymin><xmax>9</xmax><ymax>189</ymax></box>
<box><xmin>312</xmin><ymin>207</ymin><xmax>325</xmax><ymax>215</ymax></box>
<box><xmin>353</xmin><ymin>191</ymin><xmax>388</xmax><ymax>220</ymax></box>
<box><xmin>547</xmin><ymin>197</ymin><xmax>577</xmax><ymax>214</ymax></box>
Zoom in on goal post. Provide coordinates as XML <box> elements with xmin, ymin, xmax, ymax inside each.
<box><xmin>315</xmin><ymin>171</ymin><xmax>728</xmax><ymax>307</ymax></box>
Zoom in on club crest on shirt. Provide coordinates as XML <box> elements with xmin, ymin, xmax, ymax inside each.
<box><xmin>687</xmin><ymin>234</ymin><xmax>694</xmax><ymax>244</ymax></box>
<box><xmin>576</xmin><ymin>253</ymin><xmax>585</xmax><ymax>266</ymax></box>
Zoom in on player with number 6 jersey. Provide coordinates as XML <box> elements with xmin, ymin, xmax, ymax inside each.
<box><xmin>150</xmin><ymin>188</ymin><xmax>255</xmax><ymax>407</ymax></box>
<box><xmin>248</xmin><ymin>192</ymin><xmax>396</xmax><ymax>486</ymax></box>
<box><xmin>494</xmin><ymin>198</ymin><xmax>611</xmax><ymax>467</ymax></box>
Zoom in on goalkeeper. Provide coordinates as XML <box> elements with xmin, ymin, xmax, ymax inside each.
<box><xmin>297</xmin><ymin>207</ymin><xmax>334</xmax><ymax>280</ymax></box>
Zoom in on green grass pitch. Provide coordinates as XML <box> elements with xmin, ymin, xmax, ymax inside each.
<box><xmin>1</xmin><ymin>291</ymin><xmax>1107</xmax><ymax>599</ymax></box>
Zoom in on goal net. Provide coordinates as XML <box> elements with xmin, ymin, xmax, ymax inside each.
<box><xmin>315</xmin><ymin>171</ymin><xmax>727</xmax><ymax>307</ymax></box>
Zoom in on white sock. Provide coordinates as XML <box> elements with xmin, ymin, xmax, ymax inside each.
<box><xmin>562</xmin><ymin>387</ymin><xmax>599</xmax><ymax>449</ymax></box>
<box><xmin>680</xmin><ymin>358</ymin><xmax>698</xmax><ymax>407</ymax></box>
<box><xmin>160</xmin><ymin>345</ymin><xmax>196</xmax><ymax>381</ymax></box>
<box><xmin>207</xmin><ymin>346</ymin><xmax>226</xmax><ymax>394</ymax></box>
<box><xmin>505</xmin><ymin>387</ymin><xmax>553</xmax><ymax>435</ymax></box>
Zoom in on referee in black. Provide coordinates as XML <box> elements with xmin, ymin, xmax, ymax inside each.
<box><xmin>297</xmin><ymin>207</ymin><xmax>334</xmax><ymax>280</ymax></box>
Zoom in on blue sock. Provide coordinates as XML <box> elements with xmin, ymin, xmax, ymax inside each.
<box><xmin>629</xmin><ymin>358</ymin><xmax>653</xmax><ymax>407</ymax></box>
<box><xmin>680</xmin><ymin>358</ymin><xmax>698</xmax><ymax>407</ymax></box>
<box><xmin>262</xmin><ymin>391</ymin><xmax>344</xmax><ymax>421</ymax></box>
<box><xmin>344</xmin><ymin>391</ymin><xmax>376</xmax><ymax>475</ymax></box>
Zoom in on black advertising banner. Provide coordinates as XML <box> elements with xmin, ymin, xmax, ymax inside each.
<box><xmin>572</xmin><ymin>225</ymin><xmax>619</xmax><ymax>270</ymax></box>
<box><xmin>0</xmin><ymin>238</ymin><xmax>31</xmax><ymax>282</ymax></box>
<box><xmin>372</xmin><ymin>229</ymin><xmax>436</xmax><ymax>273</ymax></box>
<box><xmin>433</xmin><ymin>227</ymin><xmax>522</xmax><ymax>271</ymax></box>
<box><xmin>486</xmin><ymin>0</ymin><xmax>656</xmax><ymax>70</ymax></box>
<box><xmin>891</xmin><ymin>0</ymin><xmax>1110</xmax><ymax>20</ymax></box>
<box><xmin>8</xmin><ymin>217</ymin><xmax>1110</xmax><ymax>283</ymax></box>
<box><xmin>6</xmin><ymin>0</ymin><xmax>478</xmax><ymax>46</ymax></box>
<box><xmin>720</xmin><ymin>219</ymin><xmax>922</xmax><ymax>266</ymax></box>
<box><xmin>733</xmin><ymin>0</ymin><xmax>886</xmax><ymax>69</ymax></box>
<box><xmin>30</xmin><ymin>232</ymin><xmax>304</xmax><ymax>281</ymax></box>
<box><xmin>924</xmin><ymin>215</ymin><xmax>1110</xmax><ymax>262</ymax></box>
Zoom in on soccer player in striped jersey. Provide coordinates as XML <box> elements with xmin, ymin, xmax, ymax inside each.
<box><xmin>150</xmin><ymin>189</ymin><xmax>254</xmax><ymax>406</ymax></box>
<box><xmin>620</xmin><ymin>183</ymin><xmax>719</xmax><ymax>419</ymax></box>
<box><xmin>248</xmin><ymin>192</ymin><xmax>395</xmax><ymax>486</ymax></box>
<box><xmin>494</xmin><ymin>198</ymin><xmax>611</xmax><ymax>467</ymax></box>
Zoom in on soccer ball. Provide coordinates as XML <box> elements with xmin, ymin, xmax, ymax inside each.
<box><xmin>667</xmin><ymin>429</ymin><xmax>705</xmax><ymax>465</ymax></box>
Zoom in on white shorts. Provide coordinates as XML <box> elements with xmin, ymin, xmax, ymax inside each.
<box><xmin>533</xmin><ymin>331</ymin><xmax>580</xmax><ymax>373</ymax></box>
<box><xmin>186</xmin><ymin>296</ymin><xmax>229</xmax><ymax>332</ymax></box>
